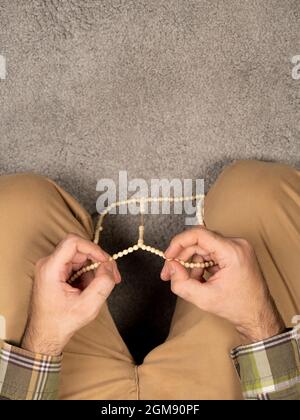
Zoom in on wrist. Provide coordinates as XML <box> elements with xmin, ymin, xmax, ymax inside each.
<box><xmin>22</xmin><ymin>323</ymin><xmax>65</xmax><ymax>357</ymax></box>
<box><xmin>238</xmin><ymin>320</ymin><xmax>285</xmax><ymax>344</ymax></box>
<box><xmin>237</xmin><ymin>301</ymin><xmax>286</xmax><ymax>345</ymax></box>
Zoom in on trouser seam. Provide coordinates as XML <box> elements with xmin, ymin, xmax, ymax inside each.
<box><xmin>134</xmin><ymin>365</ymin><xmax>140</xmax><ymax>400</ymax></box>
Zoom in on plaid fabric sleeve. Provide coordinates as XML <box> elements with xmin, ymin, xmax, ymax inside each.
<box><xmin>231</xmin><ymin>328</ymin><xmax>300</xmax><ymax>400</ymax></box>
<box><xmin>0</xmin><ymin>340</ymin><xmax>62</xmax><ymax>400</ymax></box>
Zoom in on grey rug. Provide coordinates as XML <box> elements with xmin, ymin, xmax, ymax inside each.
<box><xmin>0</xmin><ymin>0</ymin><xmax>299</xmax><ymax>363</ymax></box>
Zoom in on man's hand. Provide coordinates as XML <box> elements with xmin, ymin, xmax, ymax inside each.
<box><xmin>161</xmin><ymin>227</ymin><xmax>285</xmax><ymax>344</ymax></box>
<box><xmin>22</xmin><ymin>234</ymin><xmax>121</xmax><ymax>356</ymax></box>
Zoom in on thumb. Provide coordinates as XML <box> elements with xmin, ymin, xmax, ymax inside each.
<box><xmin>80</xmin><ymin>262</ymin><xmax>116</xmax><ymax>309</ymax></box>
<box><xmin>167</xmin><ymin>261</ymin><xmax>210</xmax><ymax>310</ymax></box>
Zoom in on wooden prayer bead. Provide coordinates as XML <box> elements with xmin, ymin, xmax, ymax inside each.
<box><xmin>69</xmin><ymin>194</ymin><xmax>216</xmax><ymax>284</ymax></box>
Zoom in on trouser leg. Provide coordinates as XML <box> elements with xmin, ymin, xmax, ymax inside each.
<box><xmin>0</xmin><ymin>174</ymin><xmax>137</xmax><ymax>400</ymax></box>
<box><xmin>138</xmin><ymin>160</ymin><xmax>300</xmax><ymax>400</ymax></box>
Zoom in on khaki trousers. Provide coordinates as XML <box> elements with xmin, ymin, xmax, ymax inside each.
<box><xmin>0</xmin><ymin>160</ymin><xmax>299</xmax><ymax>400</ymax></box>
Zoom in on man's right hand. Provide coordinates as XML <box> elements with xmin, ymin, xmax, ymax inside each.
<box><xmin>161</xmin><ymin>227</ymin><xmax>285</xmax><ymax>344</ymax></box>
<box><xmin>22</xmin><ymin>234</ymin><xmax>121</xmax><ymax>357</ymax></box>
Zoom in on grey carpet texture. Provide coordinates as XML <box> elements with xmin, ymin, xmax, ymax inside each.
<box><xmin>0</xmin><ymin>0</ymin><xmax>299</xmax><ymax>363</ymax></box>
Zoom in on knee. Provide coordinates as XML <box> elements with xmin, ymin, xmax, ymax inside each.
<box><xmin>206</xmin><ymin>160</ymin><xmax>298</xmax><ymax>231</ymax></box>
<box><xmin>217</xmin><ymin>160</ymin><xmax>295</xmax><ymax>205</ymax></box>
<box><xmin>0</xmin><ymin>173</ymin><xmax>56</xmax><ymax>213</ymax></box>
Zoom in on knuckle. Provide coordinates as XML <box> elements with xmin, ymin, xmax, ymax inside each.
<box><xmin>36</xmin><ymin>257</ymin><xmax>46</xmax><ymax>269</ymax></box>
<box><xmin>233</xmin><ymin>238</ymin><xmax>255</xmax><ymax>263</ymax></box>
<box><xmin>35</xmin><ymin>257</ymin><xmax>49</xmax><ymax>276</ymax></box>
<box><xmin>64</xmin><ymin>233</ymin><xmax>79</xmax><ymax>244</ymax></box>
<box><xmin>58</xmin><ymin>234</ymin><xmax>81</xmax><ymax>251</ymax></box>
<box><xmin>170</xmin><ymin>237</ymin><xmax>179</xmax><ymax>247</ymax></box>
<box><xmin>237</xmin><ymin>238</ymin><xmax>254</xmax><ymax>255</ymax></box>
<box><xmin>238</xmin><ymin>238</ymin><xmax>251</xmax><ymax>248</ymax></box>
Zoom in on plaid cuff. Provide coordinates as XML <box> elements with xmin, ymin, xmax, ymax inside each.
<box><xmin>231</xmin><ymin>329</ymin><xmax>300</xmax><ymax>400</ymax></box>
<box><xmin>0</xmin><ymin>340</ymin><xmax>62</xmax><ymax>400</ymax></box>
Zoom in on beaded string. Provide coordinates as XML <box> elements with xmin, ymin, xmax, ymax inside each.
<box><xmin>69</xmin><ymin>195</ymin><xmax>215</xmax><ymax>284</ymax></box>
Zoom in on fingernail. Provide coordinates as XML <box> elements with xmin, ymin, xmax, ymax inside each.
<box><xmin>161</xmin><ymin>266</ymin><xmax>167</xmax><ymax>279</ymax></box>
<box><xmin>165</xmin><ymin>247</ymin><xmax>171</xmax><ymax>257</ymax></box>
<box><xmin>112</xmin><ymin>265</ymin><xmax>121</xmax><ymax>283</ymax></box>
<box><xmin>169</xmin><ymin>264</ymin><xmax>176</xmax><ymax>276</ymax></box>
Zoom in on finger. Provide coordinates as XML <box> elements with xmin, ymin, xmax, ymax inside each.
<box><xmin>71</xmin><ymin>254</ymin><xmax>90</xmax><ymax>273</ymax></box>
<box><xmin>167</xmin><ymin>261</ymin><xmax>210</xmax><ymax>309</ymax></box>
<box><xmin>112</xmin><ymin>262</ymin><xmax>122</xmax><ymax>284</ymax></box>
<box><xmin>174</xmin><ymin>245</ymin><xmax>206</xmax><ymax>263</ymax></box>
<box><xmin>165</xmin><ymin>227</ymin><xmax>229</xmax><ymax>264</ymax></box>
<box><xmin>47</xmin><ymin>253</ymin><xmax>90</xmax><ymax>285</ymax></box>
<box><xmin>206</xmin><ymin>265</ymin><xmax>220</xmax><ymax>276</ymax></box>
<box><xmin>72</xmin><ymin>262</ymin><xmax>88</xmax><ymax>272</ymax></box>
<box><xmin>95</xmin><ymin>260</ymin><xmax>121</xmax><ymax>284</ymax></box>
<box><xmin>71</xmin><ymin>252</ymin><xmax>89</xmax><ymax>265</ymax></box>
<box><xmin>53</xmin><ymin>234</ymin><xmax>110</xmax><ymax>268</ymax></box>
<box><xmin>190</xmin><ymin>254</ymin><xmax>205</xmax><ymax>281</ymax></box>
<box><xmin>161</xmin><ymin>261</ymin><xmax>170</xmax><ymax>281</ymax></box>
<box><xmin>80</xmin><ymin>262</ymin><xmax>117</xmax><ymax>309</ymax></box>
<box><xmin>73</xmin><ymin>259</ymin><xmax>121</xmax><ymax>291</ymax></box>
<box><xmin>160</xmin><ymin>261</ymin><xmax>170</xmax><ymax>281</ymax></box>
<box><xmin>161</xmin><ymin>246</ymin><xmax>207</xmax><ymax>281</ymax></box>
<box><xmin>166</xmin><ymin>246</ymin><xmax>195</xmax><ymax>278</ymax></box>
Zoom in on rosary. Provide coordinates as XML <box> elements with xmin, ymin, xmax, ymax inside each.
<box><xmin>69</xmin><ymin>195</ymin><xmax>216</xmax><ymax>283</ymax></box>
